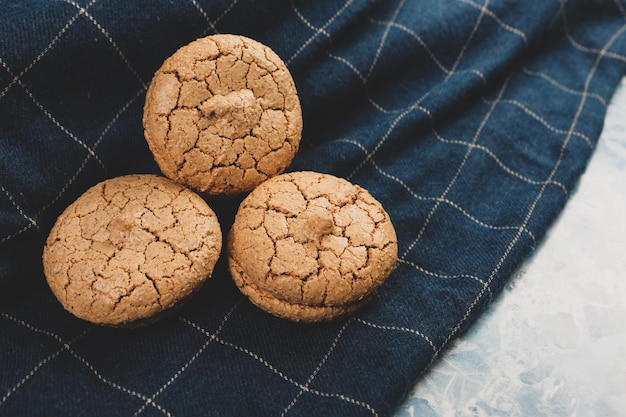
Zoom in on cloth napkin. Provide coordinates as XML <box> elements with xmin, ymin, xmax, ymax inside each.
<box><xmin>1</xmin><ymin>1</ymin><xmax>625</xmax><ymax>416</ymax></box>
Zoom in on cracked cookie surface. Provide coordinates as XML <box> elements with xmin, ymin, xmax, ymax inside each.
<box><xmin>227</xmin><ymin>171</ymin><xmax>398</xmax><ymax>322</ymax></box>
<box><xmin>43</xmin><ymin>174</ymin><xmax>222</xmax><ymax>327</ymax></box>
<box><xmin>143</xmin><ymin>34</ymin><xmax>302</xmax><ymax>196</ymax></box>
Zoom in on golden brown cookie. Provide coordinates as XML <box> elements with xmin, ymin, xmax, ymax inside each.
<box><xmin>227</xmin><ymin>171</ymin><xmax>398</xmax><ymax>322</ymax></box>
<box><xmin>143</xmin><ymin>34</ymin><xmax>303</xmax><ymax>196</ymax></box>
<box><xmin>43</xmin><ymin>174</ymin><xmax>222</xmax><ymax>327</ymax></box>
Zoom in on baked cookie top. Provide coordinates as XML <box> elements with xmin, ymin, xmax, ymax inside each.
<box><xmin>43</xmin><ymin>174</ymin><xmax>222</xmax><ymax>327</ymax></box>
<box><xmin>227</xmin><ymin>171</ymin><xmax>398</xmax><ymax>322</ymax></box>
<box><xmin>143</xmin><ymin>34</ymin><xmax>302</xmax><ymax>196</ymax></box>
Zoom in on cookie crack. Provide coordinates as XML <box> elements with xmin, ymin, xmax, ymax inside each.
<box><xmin>144</xmin><ymin>273</ymin><xmax>163</xmax><ymax>306</ymax></box>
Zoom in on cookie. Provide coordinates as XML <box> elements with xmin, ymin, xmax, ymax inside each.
<box><xmin>143</xmin><ymin>34</ymin><xmax>303</xmax><ymax>196</ymax></box>
<box><xmin>227</xmin><ymin>171</ymin><xmax>398</xmax><ymax>322</ymax></box>
<box><xmin>43</xmin><ymin>174</ymin><xmax>222</xmax><ymax>327</ymax></box>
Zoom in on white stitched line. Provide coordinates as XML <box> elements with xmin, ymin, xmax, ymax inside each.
<box><xmin>65</xmin><ymin>347</ymin><xmax>171</xmax><ymax>417</ymax></box>
<box><xmin>326</xmin><ymin>50</ymin><xmax>486</xmax><ymax>115</ymax></box>
<box><xmin>338</xmin><ymin>138</ymin><xmax>537</xmax><ymax>243</ymax></box>
<box><xmin>465</xmin><ymin>141</ymin><xmax>568</xmax><ymax>195</ymax></box>
<box><xmin>0</xmin><ymin>185</ymin><xmax>39</xmax><ymax>232</ymax></box>
<box><xmin>325</xmin><ymin>51</ymin><xmax>402</xmax><ymax>115</ymax></box>
<box><xmin>325</xmin><ymin>2</ymin><xmax>489</xmax><ymax>116</ymax></box>
<box><xmin>0</xmin><ymin>57</ymin><xmax>106</xmax><ymax>171</ymax></box>
<box><xmin>401</xmin><ymin>75</ymin><xmax>511</xmax><ymax>260</ymax></box>
<box><xmin>222</xmin><ymin>335</ymin><xmax>379</xmax><ymax>416</ymax></box>
<box><xmin>62</xmin><ymin>0</ymin><xmax>148</xmax><ymax>89</ymax></box>
<box><xmin>199</xmin><ymin>0</ymin><xmax>240</xmax><ymax>37</ymax></box>
<box><xmin>0</xmin><ymin>0</ymin><xmax>96</xmax><ymax>101</ymax></box>
<box><xmin>326</xmin><ymin>52</ymin><xmax>366</xmax><ymax>82</ymax></box>
<box><xmin>185</xmin><ymin>319</ymin><xmax>378</xmax><ymax>416</ymax></box>
<box><xmin>567</xmin><ymin>37</ymin><xmax>626</xmax><ymax>63</ymax></box>
<box><xmin>305</xmin><ymin>388</ymin><xmax>378</xmax><ymax>417</ymax></box>
<box><xmin>446</xmin><ymin>0</ymin><xmax>490</xmax><ymax>80</ymax></box>
<box><xmin>0</xmin><ymin>85</ymin><xmax>145</xmax><ymax>244</ymax></box>
<box><xmin>470</xmin><ymin>69</ymin><xmax>487</xmax><ymax>83</ymax></box>
<box><xmin>354</xmin><ymin>317</ymin><xmax>436</xmax><ymax>354</ymax></box>
<box><xmin>15</xmin><ymin>78</ymin><xmax>107</xmax><ymax>170</ymax></box>
<box><xmin>190</xmin><ymin>0</ymin><xmax>217</xmax><ymax>34</ymax></box>
<box><xmin>415</xmin><ymin>104</ymin><xmax>568</xmax><ymax>193</ymax></box>
<box><xmin>2</xmin><ymin>345</ymin><xmax>65</xmax><ymax>404</ymax></box>
<box><xmin>440</xmin><ymin>197</ymin><xmax>535</xmax><ymax>242</ymax></box>
<box><xmin>369</xmin><ymin>19</ymin><xmax>451</xmax><ymax>75</ymax></box>
<box><xmin>346</xmin><ymin>0</ymin><xmax>492</xmax><ymax>176</ymax></box>
<box><xmin>0</xmin><ymin>313</ymin><xmax>171</xmax><ymax>416</ymax></box>
<box><xmin>414</xmin><ymin>109</ymin><xmax>569</xmax><ymax>195</ymax></box>
<box><xmin>0</xmin><ymin>329</ymin><xmax>87</xmax><ymax>405</ymax></box>
<box><xmin>212</xmin><ymin>0</ymin><xmax>241</xmax><ymax>33</ymax></box>
<box><xmin>521</xmin><ymin>67</ymin><xmax>607</xmax><ymax>107</ymax></box>
<box><xmin>559</xmin><ymin>0</ymin><xmax>626</xmax><ymax>63</ymax></box>
<box><xmin>95</xmin><ymin>86</ymin><xmax>147</xmax><ymax>148</ymax></box>
<box><xmin>346</xmin><ymin>99</ymin><xmax>425</xmax><ymax>180</ymax></box>
<box><xmin>133</xmin><ymin>305</ymin><xmax>240</xmax><ymax>417</ymax></box>
<box><xmin>397</xmin><ymin>258</ymin><xmax>493</xmax><ymax>303</ymax></box>
<box><xmin>613</xmin><ymin>0</ymin><xmax>626</xmax><ymax>20</ymax></box>
<box><xmin>40</xmin><ymin>86</ymin><xmax>146</xmax><ymax>211</ymax></box>
<box><xmin>366</xmin><ymin>95</ymin><xmax>397</xmax><ymax>114</ymax></box>
<box><xmin>326</xmin><ymin>12</ymin><xmax>488</xmax><ymax>113</ymax></box>
<box><xmin>0</xmin><ymin>222</ymin><xmax>32</xmax><ymax>244</ymax></box>
<box><xmin>490</xmin><ymin>97</ymin><xmax>593</xmax><ymax>148</ymax></box>
<box><xmin>131</xmin><ymin>303</ymin><xmax>240</xmax><ymax>417</ymax></box>
<box><xmin>287</xmin><ymin>0</ymin><xmax>354</xmax><ymax>65</ymax></box>
<box><xmin>458</xmin><ymin>0</ymin><xmax>528</xmax><ymax>46</ymax></box>
<box><xmin>289</xmin><ymin>0</ymin><xmax>329</xmax><ymax>35</ymax></box>
<box><xmin>0</xmin><ymin>1</ymin><xmax>148</xmax><ymax>244</ymax></box>
<box><xmin>367</xmin><ymin>0</ymin><xmax>405</xmax><ymax>80</ymax></box>
<box><xmin>433</xmin><ymin>20</ymin><xmax>626</xmax><ymax>360</ymax></box>
<box><xmin>280</xmin><ymin>320</ymin><xmax>351</xmax><ymax>417</ymax></box>
<box><xmin>0</xmin><ymin>313</ymin><xmax>68</xmax><ymax>340</ymax></box>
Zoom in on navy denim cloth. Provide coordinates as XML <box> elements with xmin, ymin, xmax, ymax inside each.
<box><xmin>2</xmin><ymin>1</ymin><xmax>626</xmax><ymax>416</ymax></box>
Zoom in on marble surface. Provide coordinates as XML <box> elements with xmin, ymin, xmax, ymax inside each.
<box><xmin>396</xmin><ymin>77</ymin><xmax>626</xmax><ymax>417</ymax></box>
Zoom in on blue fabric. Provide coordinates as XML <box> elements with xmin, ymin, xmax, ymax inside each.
<box><xmin>1</xmin><ymin>1</ymin><xmax>626</xmax><ymax>416</ymax></box>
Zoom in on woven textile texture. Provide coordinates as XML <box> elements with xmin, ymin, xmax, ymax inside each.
<box><xmin>1</xmin><ymin>1</ymin><xmax>626</xmax><ymax>416</ymax></box>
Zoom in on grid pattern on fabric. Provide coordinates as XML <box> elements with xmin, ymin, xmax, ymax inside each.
<box><xmin>1</xmin><ymin>1</ymin><xmax>626</xmax><ymax>416</ymax></box>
